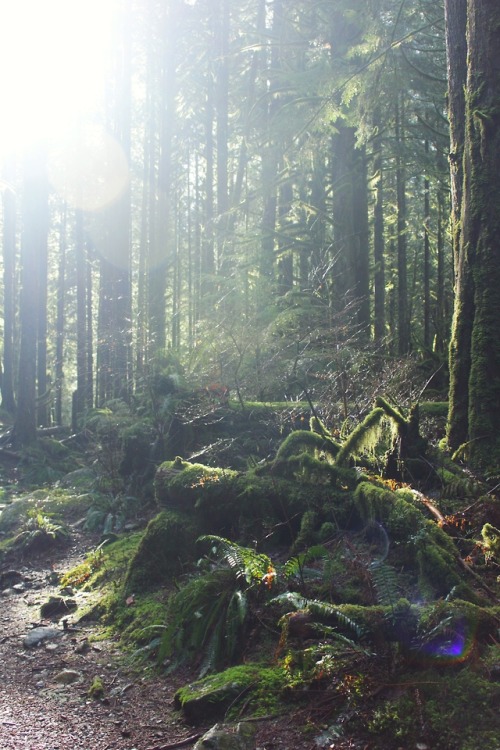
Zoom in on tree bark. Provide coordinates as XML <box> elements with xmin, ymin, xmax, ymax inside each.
<box><xmin>14</xmin><ymin>144</ymin><xmax>48</xmax><ymax>446</ymax></box>
<box><xmin>447</xmin><ymin>0</ymin><xmax>500</xmax><ymax>469</ymax></box>
<box><xmin>445</xmin><ymin>0</ymin><xmax>471</xmax><ymax>452</ymax></box>
<box><xmin>1</xmin><ymin>156</ymin><xmax>17</xmax><ymax>414</ymax></box>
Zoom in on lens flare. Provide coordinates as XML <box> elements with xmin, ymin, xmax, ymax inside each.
<box><xmin>418</xmin><ymin>617</ymin><xmax>476</xmax><ymax>665</ymax></box>
<box><xmin>48</xmin><ymin>124</ymin><xmax>129</xmax><ymax>211</ymax></box>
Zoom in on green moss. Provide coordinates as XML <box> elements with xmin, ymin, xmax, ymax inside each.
<box><xmin>88</xmin><ymin>676</ymin><xmax>105</xmax><ymax>699</ymax></box>
<box><xmin>102</xmin><ymin>591</ymin><xmax>167</xmax><ymax>649</ymax></box>
<box><xmin>336</xmin><ymin>407</ymin><xmax>385</xmax><ymax>467</ymax></box>
<box><xmin>366</xmin><ymin>665</ymin><xmax>500</xmax><ymax>749</ymax></box>
<box><xmin>61</xmin><ymin>533</ymin><xmax>142</xmax><ymax>591</ymax></box>
<box><xmin>155</xmin><ymin>458</ymin><xmax>239</xmax><ymax>509</ymax></box>
<box><xmin>274</xmin><ymin>430</ymin><xmax>340</xmax><ymax>463</ymax></box>
<box><xmin>374</xmin><ymin>396</ymin><xmax>406</xmax><ymax>428</ymax></box>
<box><xmin>124</xmin><ymin>510</ymin><xmax>200</xmax><ymax>593</ymax></box>
<box><xmin>482</xmin><ymin>522</ymin><xmax>500</xmax><ymax>560</ymax></box>
<box><xmin>420</xmin><ymin>401</ymin><xmax>449</xmax><ymax>418</ymax></box>
<box><xmin>293</xmin><ymin>510</ymin><xmax>319</xmax><ymax>551</ymax></box>
<box><xmin>174</xmin><ymin>663</ymin><xmax>287</xmax><ymax>723</ymax></box>
<box><xmin>413</xmin><ymin>520</ymin><xmax>464</xmax><ymax>597</ymax></box>
<box><xmin>354</xmin><ymin>481</ymin><xmax>422</xmax><ymax>539</ymax></box>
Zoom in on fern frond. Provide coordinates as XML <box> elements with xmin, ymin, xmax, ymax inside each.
<box><xmin>271</xmin><ymin>593</ymin><xmax>364</xmax><ymax>639</ymax></box>
<box><xmin>370</xmin><ymin>561</ymin><xmax>400</xmax><ymax>610</ymax></box>
<box><xmin>198</xmin><ymin>535</ymin><xmax>272</xmax><ymax>584</ymax></box>
<box><xmin>284</xmin><ymin>545</ymin><xmax>328</xmax><ymax>579</ymax></box>
<box><xmin>271</xmin><ymin>591</ymin><xmax>308</xmax><ymax>610</ymax></box>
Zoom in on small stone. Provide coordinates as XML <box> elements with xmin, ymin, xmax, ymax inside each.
<box><xmin>23</xmin><ymin>626</ymin><xmax>63</xmax><ymax>648</ymax></box>
<box><xmin>40</xmin><ymin>595</ymin><xmax>77</xmax><ymax>620</ymax></box>
<box><xmin>54</xmin><ymin>669</ymin><xmax>82</xmax><ymax>685</ymax></box>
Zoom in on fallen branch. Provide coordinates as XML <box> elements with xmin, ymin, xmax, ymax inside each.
<box><xmin>145</xmin><ymin>734</ymin><xmax>202</xmax><ymax>750</ymax></box>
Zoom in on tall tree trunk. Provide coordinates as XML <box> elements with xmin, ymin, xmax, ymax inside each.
<box><xmin>372</xmin><ymin>120</ymin><xmax>385</xmax><ymax>343</ymax></box>
<box><xmin>277</xmin><ymin>175</ymin><xmax>294</xmax><ymax>295</ymax></box>
<box><xmin>435</xmin><ymin>186</ymin><xmax>447</xmax><ymax>354</ymax></box>
<box><xmin>331</xmin><ymin>127</ymin><xmax>371</xmax><ymax>336</ymax></box>
<box><xmin>352</xmin><ymin>143</ymin><xmax>371</xmax><ymax>337</ymax></box>
<box><xmin>73</xmin><ymin>209</ymin><xmax>91</xmax><ymax>427</ymax></box>
<box><xmin>1</xmin><ymin>156</ymin><xmax>17</xmax><ymax>414</ymax></box>
<box><xmin>423</xmin><ymin>142</ymin><xmax>431</xmax><ymax>350</ymax></box>
<box><xmin>446</xmin><ymin>0</ymin><xmax>471</xmax><ymax>452</ymax></box>
<box><xmin>395</xmin><ymin>96</ymin><xmax>410</xmax><ymax>354</ymax></box>
<box><xmin>452</xmin><ymin>0</ymin><xmax>500</xmax><ymax>468</ymax></box>
<box><xmin>149</xmin><ymin>0</ymin><xmax>176</xmax><ymax>350</ymax></box>
<box><xmin>14</xmin><ymin>144</ymin><xmax>48</xmax><ymax>446</ymax></box>
<box><xmin>444</xmin><ymin>0</ymin><xmax>467</xmax><ymax>274</ymax></box>
<box><xmin>55</xmin><ymin>205</ymin><xmax>66</xmax><ymax>426</ymax></box>
<box><xmin>97</xmin><ymin>1</ymin><xmax>132</xmax><ymax>403</ymax></box>
<box><xmin>260</xmin><ymin>0</ymin><xmax>284</xmax><ymax>284</ymax></box>
<box><xmin>214</xmin><ymin>0</ymin><xmax>230</xmax><ymax>278</ymax></box>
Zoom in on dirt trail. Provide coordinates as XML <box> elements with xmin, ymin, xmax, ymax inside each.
<box><xmin>0</xmin><ymin>536</ymin><xmax>191</xmax><ymax>750</ymax></box>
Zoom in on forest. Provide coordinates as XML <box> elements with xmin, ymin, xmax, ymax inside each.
<box><xmin>0</xmin><ymin>1</ymin><xmax>499</xmax><ymax>749</ymax></box>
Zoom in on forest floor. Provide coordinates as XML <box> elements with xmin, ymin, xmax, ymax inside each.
<box><xmin>0</xmin><ymin>523</ymin><xmax>346</xmax><ymax>750</ymax></box>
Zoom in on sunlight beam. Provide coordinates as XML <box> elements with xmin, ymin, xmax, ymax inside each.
<box><xmin>0</xmin><ymin>0</ymin><xmax>117</xmax><ymax>157</ymax></box>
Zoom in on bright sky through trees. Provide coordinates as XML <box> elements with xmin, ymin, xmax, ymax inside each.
<box><xmin>0</xmin><ymin>0</ymin><xmax>117</xmax><ymax>158</ymax></box>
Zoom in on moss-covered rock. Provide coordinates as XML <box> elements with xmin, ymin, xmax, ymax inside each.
<box><xmin>174</xmin><ymin>664</ymin><xmax>286</xmax><ymax>724</ymax></box>
<box><xmin>124</xmin><ymin>510</ymin><xmax>200</xmax><ymax>592</ymax></box>
<box><xmin>193</xmin><ymin>723</ymin><xmax>256</xmax><ymax>750</ymax></box>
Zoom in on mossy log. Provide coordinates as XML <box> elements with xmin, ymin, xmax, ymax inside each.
<box><xmin>154</xmin><ymin>457</ymin><xmax>355</xmax><ymax>545</ymax></box>
<box><xmin>155</xmin><ymin>457</ymin><xmax>239</xmax><ymax>510</ymax></box>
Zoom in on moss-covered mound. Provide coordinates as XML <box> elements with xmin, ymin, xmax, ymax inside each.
<box><xmin>124</xmin><ymin>509</ymin><xmax>200</xmax><ymax>592</ymax></box>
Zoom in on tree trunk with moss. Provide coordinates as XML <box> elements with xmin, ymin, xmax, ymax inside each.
<box><xmin>445</xmin><ymin>0</ymin><xmax>471</xmax><ymax>453</ymax></box>
<box><xmin>447</xmin><ymin>0</ymin><xmax>500</xmax><ymax>469</ymax></box>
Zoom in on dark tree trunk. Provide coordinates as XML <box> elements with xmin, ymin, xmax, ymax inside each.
<box><xmin>73</xmin><ymin>209</ymin><xmax>91</xmax><ymax>428</ymax></box>
<box><xmin>454</xmin><ymin>0</ymin><xmax>500</xmax><ymax>468</ymax></box>
<box><xmin>14</xmin><ymin>144</ymin><xmax>48</xmax><ymax>446</ymax></box>
<box><xmin>331</xmin><ymin>127</ymin><xmax>371</xmax><ymax>336</ymax></box>
<box><xmin>423</xmin><ymin>142</ymin><xmax>431</xmax><ymax>350</ymax></box>
<box><xmin>55</xmin><ymin>205</ymin><xmax>66</xmax><ymax>426</ymax></box>
<box><xmin>372</xmin><ymin>120</ymin><xmax>385</xmax><ymax>343</ymax></box>
<box><xmin>444</xmin><ymin>0</ymin><xmax>467</xmax><ymax>274</ymax></box>
<box><xmin>395</xmin><ymin>97</ymin><xmax>410</xmax><ymax>355</ymax></box>
<box><xmin>1</xmin><ymin>156</ymin><xmax>17</xmax><ymax>414</ymax></box>
<box><xmin>447</xmin><ymin>0</ymin><xmax>500</xmax><ymax>468</ymax></box>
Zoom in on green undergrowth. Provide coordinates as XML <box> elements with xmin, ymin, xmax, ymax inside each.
<box><xmin>364</xmin><ymin>660</ymin><xmax>500</xmax><ymax>749</ymax></box>
<box><xmin>61</xmin><ymin>532</ymin><xmax>171</xmax><ymax>654</ymax></box>
<box><xmin>61</xmin><ymin>532</ymin><xmax>142</xmax><ymax>591</ymax></box>
<box><xmin>0</xmin><ymin>488</ymin><xmax>93</xmax><ymax>534</ymax></box>
<box><xmin>99</xmin><ymin>591</ymin><xmax>168</xmax><ymax>653</ymax></box>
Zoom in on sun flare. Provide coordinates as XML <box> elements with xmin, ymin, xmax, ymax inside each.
<box><xmin>0</xmin><ymin>0</ymin><xmax>117</xmax><ymax>158</ymax></box>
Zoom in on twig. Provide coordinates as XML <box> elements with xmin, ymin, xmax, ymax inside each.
<box><xmin>145</xmin><ymin>734</ymin><xmax>202</xmax><ymax>750</ymax></box>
